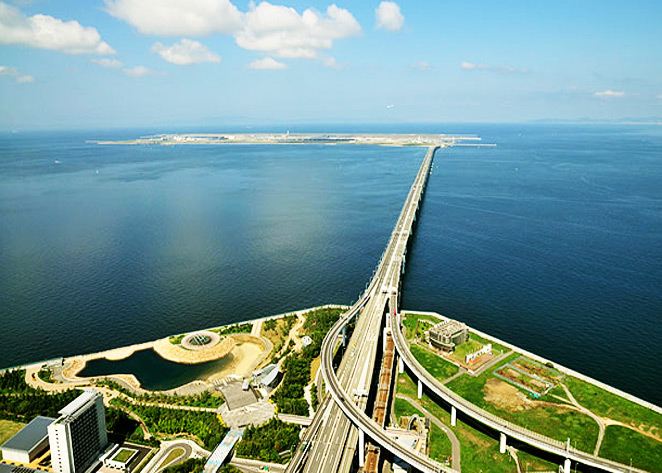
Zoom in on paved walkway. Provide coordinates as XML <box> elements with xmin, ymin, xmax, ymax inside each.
<box><xmin>396</xmin><ymin>394</ymin><xmax>461</xmax><ymax>471</ymax></box>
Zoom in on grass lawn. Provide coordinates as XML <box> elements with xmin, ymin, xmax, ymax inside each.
<box><xmin>447</xmin><ymin>354</ymin><xmax>599</xmax><ymax>453</ymax></box>
<box><xmin>564</xmin><ymin>377</ymin><xmax>662</xmax><ymax>435</ymax></box>
<box><xmin>428</xmin><ymin>423</ymin><xmax>453</xmax><ymax>463</ymax></box>
<box><xmin>515</xmin><ymin>450</ymin><xmax>562</xmax><ymax>472</ymax></box>
<box><xmin>599</xmin><ymin>425</ymin><xmax>662</xmax><ymax>473</ymax></box>
<box><xmin>410</xmin><ymin>344</ymin><xmax>459</xmax><ymax>382</ymax></box>
<box><xmin>0</xmin><ymin>419</ymin><xmax>25</xmax><ymax>447</ymax></box>
<box><xmin>393</xmin><ymin>397</ymin><xmax>423</xmax><ymax>421</ymax></box>
<box><xmin>161</xmin><ymin>447</ymin><xmax>187</xmax><ymax>469</ymax></box>
<box><xmin>449</xmin><ymin>338</ymin><xmax>485</xmax><ymax>363</ymax></box>
<box><xmin>402</xmin><ymin>313</ymin><xmax>440</xmax><ymax>340</ymax></box>
<box><xmin>449</xmin><ymin>333</ymin><xmax>508</xmax><ymax>365</ymax></box>
<box><xmin>112</xmin><ymin>448</ymin><xmax>137</xmax><ymax>463</ymax></box>
<box><xmin>396</xmin><ymin>372</ymin><xmax>517</xmax><ymax>472</ymax></box>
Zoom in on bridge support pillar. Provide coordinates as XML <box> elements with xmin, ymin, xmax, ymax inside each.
<box><xmin>341</xmin><ymin>326</ymin><xmax>347</xmax><ymax>347</ymax></box>
<box><xmin>358</xmin><ymin>429</ymin><xmax>365</xmax><ymax>467</ymax></box>
<box><xmin>417</xmin><ymin>379</ymin><xmax>423</xmax><ymax>399</ymax></box>
<box><xmin>563</xmin><ymin>458</ymin><xmax>571</xmax><ymax>473</ymax></box>
<box><xmin>398</xmin><ymin>356</ymin><xmax>404</xmax><ymax>374</ymax></box>
<box><xmin>499</xmin><ymin>433</ymin><xmax>507</xmax><ymax>454</ymax></box>
<box><xmin>451</xmin><ymin>406</ymin><xmax>457</xmax><ymax>427</ymax></box>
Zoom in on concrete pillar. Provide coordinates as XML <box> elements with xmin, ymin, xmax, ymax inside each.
<box><xmin>398</xmin><ymin>356</ymin><xmax>404</xmax><ymax>374</ymax></box>
<box><xmin>563</xmin><ymin>458</ymin><xmax>571</xmax><ymax>473</ymax></box>
<box><xmin>341</xmin><ymin>326</ymin><xmax>347</xmax><ymax>347</ymax></box>
<box><xmin>499</xmin><ymin>433</ymin><xmax>507</xmax><ymax>454</ymax></box>
<box><xmin>417</xmin><ymin>379</ymin><xmax>423</xmax><ymax>399</ymax></box>
<box><xmin>450</xmin><ymin>406</ymin><xmax>457</xmax><ymax>427</ymax></box>
<box><xmin>358</xmin><ymin>429</ymin><xmax>365</xmax><ymax>467</ymax></box>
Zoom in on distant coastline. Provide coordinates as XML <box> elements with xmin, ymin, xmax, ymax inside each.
<box><xmin>93</xmin><ymin>132</ymin><xmax>489</xmax><ymax>148</ymax></box>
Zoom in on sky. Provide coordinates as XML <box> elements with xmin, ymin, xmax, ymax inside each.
<box><xmin>1</xmin><ymin>0</ymin><xmax>661</xmax><ymax>130</ymax></box>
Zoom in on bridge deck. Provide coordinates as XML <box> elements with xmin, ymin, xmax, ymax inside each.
<box><xmin>287</xmin><ymin>146</ymin><xmax>439</xmax><ymax>473</ymax></box>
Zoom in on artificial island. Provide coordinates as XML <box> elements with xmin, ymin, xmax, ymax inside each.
<box><xmin>1</xmin><ymin>138</ymin><xmax>659</xmax><ymax>473</ymax></box>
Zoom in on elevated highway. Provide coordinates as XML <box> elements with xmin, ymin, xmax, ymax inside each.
<box><xmin>287</xmin><ymin>142</ymin><xmax>653</xmax><ymax>473</ymax></box>
<box><xmin>390</xmin><ymin>311</ymin><xmax>650</xmax><ymax>473</ymax></box>
<box><xmin>287</xmin><ymin>146</ymin><xmax>448</xmax><ymax>473</ymax></box>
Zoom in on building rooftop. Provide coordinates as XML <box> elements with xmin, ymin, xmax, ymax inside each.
<box><xmin>58</xmin><ymin>389</ymin><xmax>98</xmax><ymax>417</ymax></box>
<box><xmin>429</xmin><ymin>319</ymin><xmax>467</xmax><ymax>337</ymax></box>
<box><xmin>1</xmin><ymin>416</ymin><xmax>55</xmax><ymax>452</ymax></box>
<box><xmin>0</xmin><ymin>464</ymin><xmax>39</xmax><ymax>473</ymax></box>
<box><xmin>254</xmin><ymin>363</ymin><xmax>279</xmax><ymax>387</ymax></box>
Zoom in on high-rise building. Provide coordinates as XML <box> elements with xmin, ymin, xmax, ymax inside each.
<box><xmin>48</xmin><ymin>390</ymin><xmax>108</xmax><ymax>473</ymax></box>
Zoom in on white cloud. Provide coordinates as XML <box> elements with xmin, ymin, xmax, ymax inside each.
<box><xmin>0</xmin><ymin>64</ymin><xmax>34</xmax><ymax>83</ymax></box>
<box><xmin>0</xmin><ymin>2</ymin><xmax>114</xmax><ymax>55</ymax></box>
<box><xmin>594</xmin><ymin>89</ymin><xmax>625</xmax><ymax>98</ymax></box>
<box><xmin>413</xmin><ymin>61</ymin><xmax>431</xmax><ymax>71</ymax></box>
<box><xmin>92</xmin><ymin>58</ymin><xmax>123</xmax><ymax>68</ymax></box>
<box><xmin>123</xmin><ymin>65</ymin><xmax>151</xmax><ymax>77</ymax></box>
<box><xmin>249</xmin><ymin>56</ymin><xmax>286</xmax><ymax>70</ymax></box>
<box><xmin>152</xmin><ymin>39</ymin><xmax>220</xmax><ymax>65</ymax></box>
<box><xmin>375</xmin><ymin>1</ymin><xmax>404</xmax><ymax>32</ymax></box>
<box><xmin>235</xmin><ymin>2</ymin><xmax>361</xmax><ymax>59</ymax></box>
<box><xmin>461</xmin><ymin>61</ymin><xmax>527</xmax><ymax>73</ymax></box>
<box><xmin>322</xmin><ymin>56</ymin><xmax>339</xmax><ymax>68</ymax></box>
<box><xmin>16</xmin><ymin>74</ymin><xmax>34</xmax><ymax>83</ymax></box>
<box><xmin>105</xmin><ymin>0</ymin><xmax>242</xmax><ymax>36</ymax></box>
<box><xmin>460</xmin><ymin>61</ymin><xmax>483</xmax><ymax>71</ymax></box>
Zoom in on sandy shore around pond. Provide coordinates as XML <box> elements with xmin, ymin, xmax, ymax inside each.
<box><xmin>153</xmin><ymin>336</ymin><xmax>236</xmax><ymax>364</ymax></box>
<box><xmin>208</xmin><ymin>338</ymin><xmax>267</xmax><ymax>382</ymax></box>
<box><xmin>57</xmin><ymin>333</ymin><xmax>269</xmax><ymax>394</ymax></box>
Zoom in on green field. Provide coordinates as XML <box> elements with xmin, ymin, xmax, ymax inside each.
<box><xmin>393</xmin><ymin>397</ymin><xmax>423</xmax><ymax>420</ymax></box>
<box><xmin>392</xmin><ymin>397</ymin><xmax>453</xmax><ymax>463</ymax></box>
<box><xmin>402</xmin><ymin>313</ymin><xmax>440</xmax><ymax>340</ymax></box>
<box><xmin>0</xmin><ymin>419</ymin><xmax>25</xmax><ymax>449</ymax></box>
<box><xmin>396</xmin><ymin>372</ymin><xmax>519</xmax><ymax>472</ymax></box>
<box><xmin>599</xmin><ymin>425</ymin><xmax>662</xmax><ymax>473</ymax></box>
<box><xmin>410</xmin><ymin>344</ymin><xmax>459</xmax><ymax>381</ymax></box>
<box><xmin>446</xmin><ymin>354</ymin><xmax>599</xmax><ymax>453</ymax></box>
<box><xmin>564</xmin><ymin>376</ymin><xmax>662</xmax><ymax>435</ymax></box>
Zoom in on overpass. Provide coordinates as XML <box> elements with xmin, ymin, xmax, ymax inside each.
<box><xmin>390</xmin><ymin>311</ymin><xmax>650</xmax><ymax>473</ymax></box>
<box><xmin>286</xmin><ymin>146</ymin><xmax>450</xmax><ymax>473</ymax></box>
<box><xmin>287</xmin><ymin>143</ymin><xmax>651</xmax><ymax>473</ymax></box>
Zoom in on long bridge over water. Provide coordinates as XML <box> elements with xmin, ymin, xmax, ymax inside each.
<box><xmin>285</xmin><ymin>146</ymin><xmax>652</xmax><ymax>473</ymax></box>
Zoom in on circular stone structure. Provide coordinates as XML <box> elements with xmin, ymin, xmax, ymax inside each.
<box><xmin>181</xmin><ymin>331</ymin><xmax>221</xmax><ymax>351</ymax></box>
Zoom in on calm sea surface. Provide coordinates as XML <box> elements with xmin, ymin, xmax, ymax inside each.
<box><xmin>1</xmin><ymin>125</ymin><xmax>660</xmax><ymax>403</ymax></box>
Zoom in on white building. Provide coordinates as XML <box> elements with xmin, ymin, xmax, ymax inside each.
<box><xmin>0</xmin><ymin>416</ymin><xmax>54</xmax><ymax>464</ymax></box>
<box><xmin>48</xmin><ymin>390</ymin><xmax>108</xmax><ymax>473</ymax></box>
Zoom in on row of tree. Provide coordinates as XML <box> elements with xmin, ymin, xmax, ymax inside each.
<box><xmin>272</xmin><ymin>308</ymin><xmax>342</xmax><ymax>415</ymax></box>
<box><xmin>0</xmin><ymin>369</ymin><xmax>80</xmax><ymax>422</ymax></box>
<box><xmin>112</xmin><ymin>398</ymin><xmax>227</xmax><ymax>449</ymax></box>
<box><xmin>235</xmin><ymin>418</ymin><xmax>300</xmax><ymax>463</ymax></box>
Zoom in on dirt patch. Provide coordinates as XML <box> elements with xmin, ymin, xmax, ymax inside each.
<box><xmin>459</xmin><ymin>426</ymin><xmax>492</xmax><ymax>448</ymax></box>
<box><xmin>484</xmin><ymin>378</ymin><xmax>537</xmax><ymax>412</ymax></box>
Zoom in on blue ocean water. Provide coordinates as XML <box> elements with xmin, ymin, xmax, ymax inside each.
<box><xmin>0</xmin><ymin>125</ymin><xmax>660</xmax><ymax>404</ymax></box>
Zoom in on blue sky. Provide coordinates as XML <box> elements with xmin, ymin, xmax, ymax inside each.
<box><xmin>1</xmin><ymin>0</ymin><xmax>661</xmax><ymax>130</ymax></box>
